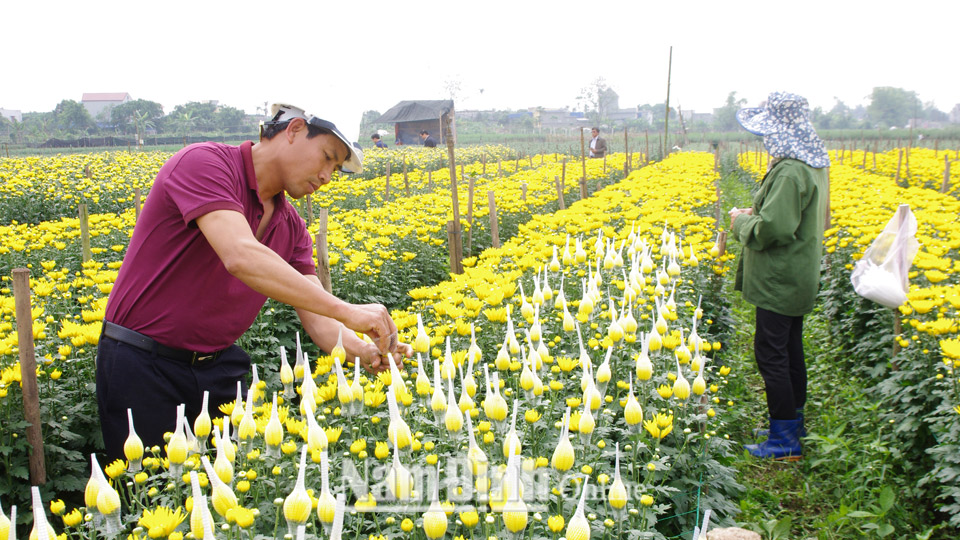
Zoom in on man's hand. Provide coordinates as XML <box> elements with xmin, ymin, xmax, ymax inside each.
<box><xmin>341</xmin><ymin>303</ymin><xmax>399</xmax><ymax>354</ymax></box>
<box><xmin>355</xmin><ymin>340</ymin><xmax>413</xmax><ymax>374</ymax></box>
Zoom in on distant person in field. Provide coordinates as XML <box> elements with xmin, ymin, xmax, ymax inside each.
<box><xmin>420</xmin><ymin>130</ymin><xmax>437</xmax><ymax>148</ymax></box>
<box><xmin>96</xmin><ymin>102</ymin><xmax>411</xmax><ymax>461</ymax></box>
<box><xmin>728</xmin><ymin>91</ymin><xmax>830</xmax><ymax>461</ymax></box>
<box><xmin>589</xmin><ymin>127</ymin><xmax>607</xmax><ymax>158</ymax></box>
<box><xmin>371</xmin><ymin>133</ymin><xmax>388</xmax><ymax>148</ymax></box>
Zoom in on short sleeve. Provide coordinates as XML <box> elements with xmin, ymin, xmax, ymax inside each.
<box><xmin>160</xmin><ymin>145</ymin><xmax>245</xmax><ymax>226</ymax></box>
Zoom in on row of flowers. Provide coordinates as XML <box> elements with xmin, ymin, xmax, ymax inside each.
<box><xmin>1</xmin><ymin>152</ymin><xmax>740</xmax><ymax>539</ymax></box>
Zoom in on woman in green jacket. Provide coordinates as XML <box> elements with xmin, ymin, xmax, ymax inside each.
<box><xmin>729</xmin><ymin>91</ymin><xmax>830</xmax><ymax>460</ymax></box>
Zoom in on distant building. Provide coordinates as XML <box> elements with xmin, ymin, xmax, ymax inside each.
<box><xmin>376</xmin><ymin>100</ymin><xmax>454</xmax><ymax>145</ymax></box>
<box><xmin>951</xmin><ymin>104</ymin><xmax>960</xmax><ymax>124</ymax></box>
<box><xmin>81</xmin><ymin>93</ymin><xmax>132</xmax><ymax>120</ymax></box>
<box><xmin>0</xmin><ymin>108</ymin><xmax>22</xmax><ymax>123</ymax></box>
<box><xmin>532</xmin><ymin>107</ymin><xmax>587</xmax><ymax>132</ymax></box>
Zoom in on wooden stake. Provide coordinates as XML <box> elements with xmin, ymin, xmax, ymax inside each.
<box><xmin>384</xmin><ymin>169</ymin><xmax>390</xmax><ymax>203</ymax></box>
<box><xmin>555</xmin><ymin>175</ymin><xmax>566</xmax><ymax>210</ymax></box>
<box><xmin>315</xmin><ymin>208</ymin><xmax>332</xmax><ymax>293</ymax></box>
<box><xmin>385</xmin><ymin>161</ymin><xmax>392</xmax><ymax>192</ymax></box>
<box><xmin>12</xmin><ymin>268</ymin><xmax>46</xmax><ymax>485</ymax></box>
<box><xmin>134</xmin><ymin>188</ymin><xmax>142</xmax><ymax>220</ymax></box>
<box><xmin>487</xmin><ymin>191</ymin><xmax>500</xmax><ymax>248</ymax></box>
<box><xmin>482</xmin><ymin>154</ymin><xmax>487</xmax><ymax>175</ymax></box>
<box><xmin>446</xmin><ymin>220</ymin><xmax>463</xmax><ymax>274</ymax></box>
<box><xmin>498</xmin><ymin>158</ymin><xmax>502</xmax><ymax>178</ymax></box>
<box><xmin>428</xmin><ymin>170</ymin><xmax>433</xmax><ymax>191</ymax></box>
<box><xmin>561</xmin><ymin>158</ymin><xmax>567</xmax><ymax>189</ymax></box>
<box><xmin>663</xmin><ymin>45</ymin><xmax>673</xmax><ymax>157</ymax></box>
<box><xmin>717</xmin><ymin>230</ymin><xmax>728</xmax><ymax>256</ymax></box>
<box><xmin>528</xmin><ymin>154</ymin><xmax>533</xmax><ymax>168</ymax></box>
<box><xmin>942</xmin><ymin>155</ymin><xmax>951</xmax><ymax>194</ymax></box>
<box><xmin>580</xmin><ymin>129</ymin><xmax>587</xmax><ymax>184</ymax></box>
<box><xmin>79</xmin><ymin>203</ymin><xmax>91</xmax><ymax>262</ymax></box>
<box><xmin>444</xmin><ymin>117</ymin><xmax>463</xmax><ymax>274</ymax></box>
<box><xmin>306</xmin><ymin>196</ymin><xmax>313</xmax><ymax>226</ymax></box>
<box><xmin>521</xmin><ymin>183</ymin><xmax>527</xmax><ymax>203</ymax></box>
<box><xmin>466</xmin><ymin>176</ymin><xmax>475</xmax><ymax>255</ymax></box>
<box><xmin>895</xmin><ymin>149</ymin><xmax>903</xmax><ymax>185</ymax></box>
<box><xmin>624</xmin><ymin>127</ymin><xmax>630</xmax><ymax>175</ymax></box>
<box><xmin>579</xmin><ymin>176</ymin><xmax>588</xmax><ymax>200</ymax></box>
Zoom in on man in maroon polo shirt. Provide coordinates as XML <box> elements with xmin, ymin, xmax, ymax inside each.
<box><xmin>96</xmin><ymin>103</ymin><xmax>410</xmax><ymax>460</ymax></box>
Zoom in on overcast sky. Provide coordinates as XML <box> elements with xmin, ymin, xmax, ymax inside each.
<box><xmin>5</xmin><ymin>0</ymin><xmax>957</xmax><ymax>140</ymax></box>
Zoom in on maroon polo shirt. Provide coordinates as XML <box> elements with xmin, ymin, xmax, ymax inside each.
<box><xmin>105</xmin><ymin>141</ymin><xmax>315</xmax><ymax>352</ymax></box>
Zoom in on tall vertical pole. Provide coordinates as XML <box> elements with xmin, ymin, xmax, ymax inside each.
<box><xmin>663</xmin><ymin>46</ymin><xmax>673</xmax><ymax>158</ymax></box>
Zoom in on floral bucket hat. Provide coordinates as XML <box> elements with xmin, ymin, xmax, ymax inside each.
<box><xmin>737</xmin><ymin>91</ymin><xmax>830</xmax><ymax>169</ymax></box>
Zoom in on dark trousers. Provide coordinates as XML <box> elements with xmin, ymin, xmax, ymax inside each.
<box><xmin>96</xmin><ymin>335</ymin><xmax>251</xmax><ymax>461</ymax></box>
<box><xmin>754</xmin><ymin>307</ymin><xmax>807</xmax><ymax>420</ymax></box>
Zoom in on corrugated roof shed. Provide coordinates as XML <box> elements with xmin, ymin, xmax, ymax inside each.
<box><xmin>376</xmin><ymin>100</ymin><xmax>453</xmax><ymax>123</ymax></box>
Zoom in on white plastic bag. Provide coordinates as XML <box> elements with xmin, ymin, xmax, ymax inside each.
<box><xmin>850</xmin><ymin>204</ymin><xmax>919</xmax><ymax>308</ymax></box>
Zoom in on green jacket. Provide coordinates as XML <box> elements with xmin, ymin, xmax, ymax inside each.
<box><xmin>732</xmin><ymin>159</ymin><xmax>829</xmax><ymax>316</ymax></box>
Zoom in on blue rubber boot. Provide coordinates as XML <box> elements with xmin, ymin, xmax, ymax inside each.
<box><xmin>753</xmin><ymin>410</ymin><xmax>805</xmax><ymax>438</ymax></box>
<box><xmin>745</xmin><ymin>418</ymin><xmax>803</xmax><ymax>461</ymax></box>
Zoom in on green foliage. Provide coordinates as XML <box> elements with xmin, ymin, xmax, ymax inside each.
<box><xmin>867</xmin><ymin>87</ymin><xmax>922</xmax><ymax>129</ymax></box>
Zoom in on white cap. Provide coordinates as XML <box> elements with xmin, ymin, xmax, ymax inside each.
<box><xmin>267</xmin><ymin>103</ymin><xmax>363</xmax><ymax>174</ymax></box>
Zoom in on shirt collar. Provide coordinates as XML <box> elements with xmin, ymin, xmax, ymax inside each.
<box><xmin>240</xmin><ymin>141</ymin><xmax>257</xmax><ymax>193</ymax></box>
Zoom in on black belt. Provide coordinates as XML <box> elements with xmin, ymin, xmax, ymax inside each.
<box><xmin>103</xmin><ymin>321</ymin><xmax>225</xmax><ymax>364</ymax></box>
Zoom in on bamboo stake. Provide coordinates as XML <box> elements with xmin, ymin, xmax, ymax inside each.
<box><xmin>446</xmin><ymin>221</ymin><xmax>463</xmax><ymax>274</ymax></box>
<box><xmin>306</xmin><ymin>197</ymin><xmax>314</xmax><ymax>226</ymax></box>
<box><xmin>384</xmin><ymin>169</ymin><xmax>390</xmax><ymax>203</ymax></box>
<box><xmin>555</xmin><ymin>175</ymin><xmax>566</xmax><ymax>210</ymax></box>
<box><xmin>663</xmin><ymin>45</ymin><xmax>673</xmax><ymax>157</ymax></box>
<box><xmin>466</xmin><ymin>176</ymin><xmax>475</xmax><ymax>255</ymax></box>
<box><xmin>895</xmin><ymin>149</ymin><xmax>903</xmax><ymax>185</ymax></box>
<box><xmin>488</xmin><ymin>191</ymin><xmax>500</xmax><ymax>248</ymax></box>
<box><xmin>428</xmin><ymin>170</ymin><xmax>433</xmax><ymax>191</ymax></box>
<box><xmin>482</xmin><ymin>154</ymin><xmax>487</xmax><ymax>175</ymax></box>
<box><xmin>561</xmin><ymin>158</ymin><xmax>567</xmax><ymax>189</ymax></box>
<box><xmin>498</xmin><ymin>158</ymin><xmax>502</xmax><ymax>178</ymax></box>
<box><xmin>942</xmin><ymin>156</ymin><xmax>952</xmax><ymax>194</ymax></box>
<box><xmin>134</xmin><ymin>188</ymin><xmax>142</xmax><ymax>220</ymax></box>
<box><xmin>444</xmin><ymin>117</ymin><xmax>463</xmax><ymax>274</ymax></box>
<box><xmin>385</xmin><ymin>162</ymin><xmax>392</xmax><ymax>193</ymax></box>
<box><xmin>521</xmin><ymin>183</ymin><xmax>527</xmax><ymax>203</ymax></box>
<box><xmin>79</xmin><ymin>203</ymin><xmax>91</xmax><ymax>262</ymax></box>
<box><xmin>580</xmin><ymin>129</ymin><xmax>587</xmax><ymax>184</ymax></box>
<box><xmin>12</xmin><ymin>268</ymin><xmax>46</xmax><ymax>485</ymax></box>
<box><xmin>315</xmin><ymin>208</ymin><xmax>332</xmax><ymax>293</ymax></box>
<box><xmin>624</xmin><ymin>127</ymin><xmax>630</xmax><ymax>175</ymax></box>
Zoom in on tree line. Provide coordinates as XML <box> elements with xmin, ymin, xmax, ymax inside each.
<box><xmin>0</xmin><ymin>99</ymin><xmax>260</xmax><ymax>145</ymax></box>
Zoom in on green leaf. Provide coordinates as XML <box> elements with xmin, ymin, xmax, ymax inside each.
<box><xmin>846</xmin><ymin>510</ymin><xmax>877</xmax><ymax>518</ymax></box>
<box><xmin>879</xmin><ymin>485</ymin><xmax>896</xmax><ymax>513</ymax></box>
<box><xmin>877</xmin><ymin>523</ymin><xmax>895</xmax><ymax>537</ymax></box>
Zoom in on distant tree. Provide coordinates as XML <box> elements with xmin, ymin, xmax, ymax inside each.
<box><xmin>52</xmin><ymin>100</ymin><xmax>96</xmax><ymax>134</ymax></box>
<box><xmin>577</xmin><ymin>77</ymin><xmax>612</xmax><ymax>123</ymax></box>
<box><xmin>166</xmin><ymin>102</ymin><xmax>217</xmax><ymax>133</ymax></box>
<box><xmin>213</xmin><ymin>105</ymin><xmax>247</xmax><ymax>134</ymax></box>
<box><xmin>867</xmin><ymin>87</ymin><xmax>921</xmax><ymax>128</ymax></box>
<box><xmin>111</xmin><ymin>99</ymin><xmax>164</xmax><ymax>134</ymax></box>
<box><xmin>713</xmin><ymin>92</ymin><xmax>747</xmax><ymax>132</ymax></box>
<box><xmin>923</xmin><ymin>101</ymin><xmax>948</xmax><ymax>123</ymax></box>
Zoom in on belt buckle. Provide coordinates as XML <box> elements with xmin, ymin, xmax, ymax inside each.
<box><xmin>192</xmin><ymin>352</ymin><xmax>216</xmax><ymax>364</ymax></box>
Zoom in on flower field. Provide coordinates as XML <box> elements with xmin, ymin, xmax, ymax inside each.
<box><xmin>3</xmin><ymin>142</ymin><xmax>960</xmax><ymax>539</ymax></box>
<box><xmin>2</xmin><ymin>149</ymin><xmax>742</xmax><ymax>539</ymax></box>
